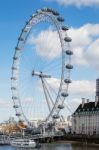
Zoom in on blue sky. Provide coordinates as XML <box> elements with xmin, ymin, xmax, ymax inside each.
<box><xmin>0</xmin><ymin>0</ymin><xmax>99</xmax><ymax>122</ymax></box>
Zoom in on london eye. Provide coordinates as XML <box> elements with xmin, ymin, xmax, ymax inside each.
<box><xmin>11</xmin><ymin>8</ymin><xmax>73</xmax><ymax>128</ymax></box>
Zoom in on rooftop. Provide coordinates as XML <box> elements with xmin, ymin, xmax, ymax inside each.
<box><xmin>73</xmin><ymin>102</ymin><xmax>99</xmax><ymax>115</ymax></box>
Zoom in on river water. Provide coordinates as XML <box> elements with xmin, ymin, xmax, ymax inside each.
<box><xmin>0</xmin><ymin>143</ymin><xmax>99</xmax><ymax>150</ymax></box>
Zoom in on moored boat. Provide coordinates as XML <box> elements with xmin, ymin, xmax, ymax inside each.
<box><xmin>10</xmin><ymin>138</ymin><xmax>40</xmax><ymax>148</ymax></box>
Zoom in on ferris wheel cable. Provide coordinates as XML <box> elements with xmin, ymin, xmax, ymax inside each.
<box><xmin>42</xmin><ymin>60</ymin><xmax>62</xmax><ymax>72</ymax></box>
<box><xmin>15</xmin><ymin>18</ymin><xmax>38</xmax><ymax>54</ymax></box>
<box><xmin>20</xmin><ymin>54</ymin><xmax>35</xmax><ymax>71</ymax></box>
<box><xmin>17</xmin><ymin>70</ymin><xmax>31</xmax><ymax>79</ymax></box>
<box><xmin>32</xmin><ymin>91</ymin><xmax>45</xmax><ymax>119</ymax></box>
<box><xmin>12</xmin><ymin>77</ymin><xmax>31</xmax><ymax>87</ymax></box>
<box><xmin>25</xmin><ymin>15</ymin><xmax>50</xmax><ymax>47</ymax></box>
<box><xmin>38</xmin><ymin>88</ymin><xmax>51</xmax><ymax>120</ymax></box>
<box><xmin>46</xmin><ymin>81</ymin><xmax>71</xmax><ymax>115</ymax></box>
<box><xmin>18</xmin><ymin>70</ymin><xmax>39</xmax><ymax>88</ymax></box>
<box><xmin>18</xmin><ymin>79</ymin><xmax>33</xmax><ymax>94</ymax></box>
<box><xmin>18</xmin><ymin>80</ymin><xmax>40</xmax><ymax>109</ymax></box>
<box><xmin>33</xmin><ymin>21</ymin><xmax>61</xmax><ymax>72</ymax></box>
<box><xmin>19</xmin><ymin>67</ymin><xmax>60</xmax><ymax>92</ymax></box>
<box><xmin>12</xmin><ymin>62</ymin><xmax>34</xmax><ymax>125</ymax></box>
<box><xmin>45</xmin><ymin>80</ymin><xmax>57</xmax><ymax>110</ymax></box>
<box><xmin>29</xmin><ymin>89</ymin><xmax>45</xmax><ymax>120</ymax></box>
<box><xmin>42</xmin><ymin>58</ymin><xmax>62</xmax><ymax>72</ymax></box>
<box><xmin>32</xmin><ymin>44</ymin><xmax>60</xmax><ymax>70</ymax></box>
<box><xmin>54</xmin><ymin>82</ymin><xmax>72</xmax><ymax>114</ymax></box>
<box><xmin>64</xmin><ymin>102</ymin><xmax>73</xmax><ymax>114</ymax></box>
<box><xmin>43</xmin><ymin>78</ymin><xmax>55</xmax><ymax>106</ymax></box>
<box><xmin>20</xmin><ymin>48</ymin><xmax>33</xmax><ymax>66</ymax></box>
<box><xmin>42</xmin><ymin>78</ymin><xmax>54</xmax><ymax>110</ymax></box>
<box><xmin>14</xmin><ymin>92</ymin><xmax>30</xmax><ymax>127</ymax></box>
<box><xmin>24</xmin><ymin>15</ymin><xmax>62</xmax><ymax>78</ymax></box>
<box><xmin>39</xmin><ymin>41</ymin><xmax>62</xmax><ymax>64</ymax></box>
<box><xmin>20</xmin><ymin>51</ymin><xmax>55</xmax><ymax>77</ymax></box>
<box><xmin>44</xmin><ymin>78</ymin><xmax>60</xmax><ymax>97</ymax></box>
<box><xmin>40</xmin><ymin>77</ymin><xmax>52</xmax><ymax>113</ymax></box>
<box><xmin>18</xmin><ymin>78</ymin><xmax>36</xmax><ymax>105</ymax></box>
<box><xmin>16</xmin><ymin>67</ymin><xmax>31</xmax><ymax>80</ymax></box>
<box><xmin>43</xmin><ymin>85</ymin><xmax>55</xmax><ymax>112</ymax></box>
<box><xmin>45</xmin><ymin>81</ymin><xmax>69</xmax><ymax>112</ymax></box>
<box><xmin>43</xmin><ymin>65</ymin><xmax>62</xmax><ymax>75</ymax></box>
<box><xmin>40</xmin><ymin>47</ymin><xmax>62</xmax><ymax>72</ymax></box>
<box><xmin>28</xmin><ymin>98</ymin><xmax>35</xmax><ymax>120</ymax></box>
<box><xmin>23</xmin><ymin>47</ymin><xmax>40</xmax><ymax>69</ymax></box>
<box><xmin>44</xmin><ymin>79</ymin><xmax>65</xmax><ymax>110</ymax></box>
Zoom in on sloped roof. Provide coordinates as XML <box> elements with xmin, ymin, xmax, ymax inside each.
<box><xmin>73</xmin><ymin>102</ymin><xmax>99</xmax><ymax>115</ymax></box>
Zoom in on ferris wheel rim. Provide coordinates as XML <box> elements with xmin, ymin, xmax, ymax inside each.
<box><xmin>11</xmin><ymin>8</ymin><xmax>73</xmax><ymax>127</ymax></box>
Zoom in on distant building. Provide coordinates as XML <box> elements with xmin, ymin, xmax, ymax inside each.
<box><xmin>30</xmin><ymin>118</ymin><xmax>44</xmax><ymax>127</ymax></box>
<box><xmin>0</xmin><ymin>117</ymin><xmax>20</xmax><ymax>134</ymax></box>
<box><xmin>72</xmin><ymin>79</ymin><xmax>99</xmax><ymax>135</ymax></box>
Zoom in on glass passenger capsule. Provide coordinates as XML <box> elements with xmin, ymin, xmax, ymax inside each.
<box><xmin>62</xmin><ymin>26</ymin><xmax>69</xmax><ymax>31</ymax></box>
<box><xmin>12</xmin><ymin>67</ymin><xmax>17</xmax><ymax>70</ymax></box>
<box><xmin>58</xmin><ymin>105</ymin><xmax>64</xmax><ymax>109</ymax></box>
<box><xmin>11</xmin><ymin>77</ymin><xmax>17</xmax><ymax>80</ymax></box>
<box><xmin>57</xmin><ymin>17</ymin><xmax>64</xmax><ymax>22</ymax></box>
<box><xmin>64</xmin><ymin>37</ymin><xmax>72</xmax><ymax>42</ymax></box>
<box><xmin>66</xmin><ymin>50</ymin><xmax>73</xmax><ymax>55</ymax></box>
<box><xmin>12</xmin><ymin>96</ymin><xmax>18</xmax><ymax>100</ymax></box>
<box><xmin>13</xmin><ymin>57</ymin><xmax>18</xmax><ymax>60</ymax></box>
<box><xmin>52</xmin><ymin>114</ymin><xmax>60</xmax><ymax>119</ymax></box>
<box><xmin>13</xmin><ymin>105</ymin><xmax>19</xmax><ymax>108</ymax></box>
<box><xmin>16</xmin><ymin>113</ymin><xmax>21</xmax><ymax>117</ymax></box>
<box><xmin>64</xmin><ymin>79</ymin><xmax>72</xmax><ymax>84</ymax></box>
<box><xmin>61</xmin><ymin>92</ymin><xmax>69</xmax><ymax>97</ymax></box>
<box><xmin>15</xmin><ymin>47</ymin><xmax>21</xmax><ymax>51</ymax></box>
<box><xmin>11</xmin><ymin>87</ymin><xmax>16</xmax><ymax>90</ymax></box>
<box><xmin>18</xmin><ymin>37</ymin><xmax>25</xmax><ymax>41</ymax></box>
<box><xmin>66</xmin><ymin>64</ymin><xmax>73</xmax><ymax>69</ymax></box>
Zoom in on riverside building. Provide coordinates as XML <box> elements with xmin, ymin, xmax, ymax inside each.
<box><xmin>72</xmin><ymin>79</ymin><xmax>99</xmax><ymax>135</ymax></box>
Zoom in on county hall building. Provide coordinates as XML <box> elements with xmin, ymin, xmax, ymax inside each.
<box><xmin>72</xmin><ymin>79</ymin><xmax>99</xmax><ymax>135</ymax></box>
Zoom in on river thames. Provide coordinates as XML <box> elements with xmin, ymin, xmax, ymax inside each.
<box><xmin>0</xmin><ymin>143</ymin><xmax>99</xmax><ymax>150</ymax></box>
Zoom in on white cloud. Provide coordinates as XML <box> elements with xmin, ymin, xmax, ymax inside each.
<box><xmin>0</xmin><ymin>99</ymin><xmax>11</xmax><ymax>108</ymax></box>
<box><xmin>68</xmin><ymin>24</ymin><xmax>99</xmax><ymax>67</ymax></box>
<box><xmin>28</xmin><ymin>28</ymin><xmax>61</xmax><ymax>60</ymax></box>
<box><xmin>86</xmin><ymin>39</ymin><xmax>99</xmax><ymax>68</ymax></box>
<box><xmin>65</xmin><ymin>98</ymin><xmax>82</xmax><ymax>112</ymax></box>
<box><xmin>44</xmin><ymin>0</ymin><xmax>99</xmax><ymax>7</ymax></box>
<box><xmin>28</xmin><ymin>23</ymin><xmax>99</xmax><ymax>68</ymax></box>
<box><xmin>69</xmin><ymin>80</ymin><xmax>95</xmax><ymax>95</ymax></box>
<box><xmin>39</xmin><ymin>78</ymin><xmax>95</xmax><ymax>96</ymax></box>
<box><xmin>23</xmin><ymin>97</ymin><xmax>34</xmax><ymax>103</ymax></box>
<box><xmin>35</xmin><ymin>78</ymin><xmax>95</xmax><ymax>114</ymax></box>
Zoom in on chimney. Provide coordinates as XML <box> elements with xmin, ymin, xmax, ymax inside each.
<box><xmin>87</xmin><ymin>99</ymin><xmax>89</xmax><ymax>103</ymax></box>
<box><xmin>95</xmin><ymin>79</ymin><xmax>99</xmax><ymax>106</ymax></box>
<box><xmin>82</xmin><ymin>98</ymin><xmax>85</xmax><ymax>108</ymax></box>
<box><xmin>95</xmin><ymin>96</ymin><xmax>98</xmax><ymax>107</ymax></box>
